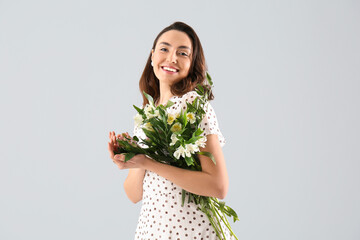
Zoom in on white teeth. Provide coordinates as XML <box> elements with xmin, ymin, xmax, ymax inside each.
<box><xmin>163</xmin><ymin>67</ymin><xmax>177</xmax><ymax>72</ymax></box>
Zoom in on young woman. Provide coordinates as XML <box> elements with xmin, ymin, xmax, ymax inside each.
<box><xmin>108</xmin><ymin>21</ymin><xmax>233</xmax><ymax>239</ymax></box>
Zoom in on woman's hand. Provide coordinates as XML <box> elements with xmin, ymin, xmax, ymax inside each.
<box><xmin>108</xmin><ymin>131</ymin><xmax>121</xmax><ymax>156</ymax></box>
<box><xmin>108</xmin><ymin>131</ymin><xmax>150</xmax><ymax>170</ymax></box>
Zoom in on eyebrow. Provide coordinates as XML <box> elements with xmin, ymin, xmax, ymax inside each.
<box><xmin>159</xmin><ymin>42</ymin><xmax>191</xmax><ymax>50</ymax></box>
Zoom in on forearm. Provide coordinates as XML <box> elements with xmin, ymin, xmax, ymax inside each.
<box><xmin>144</xmin><ymin>158</ymin><xmax>228</xmax><ymax>199</ymax></box>
<box><xmin>124</xmin><ymin>168</ymin><xmax>146</xmax><ymax>203</ymax></box>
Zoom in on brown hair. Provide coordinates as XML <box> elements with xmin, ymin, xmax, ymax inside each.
<box><xmin>139</xmin><ymin>21</ymin><xmax>214</xmax><ymax>107</ymax></box>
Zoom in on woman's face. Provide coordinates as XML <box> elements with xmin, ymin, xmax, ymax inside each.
<box><xmin>151</xmin><ymin>30</ymin><xmax>192</xmax><ymax>86</ymax></box>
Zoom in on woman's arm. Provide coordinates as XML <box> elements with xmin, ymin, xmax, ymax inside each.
<box><xmin>123</xmin><ymin>169</ymin><xmax>146</xmax><ymax>203</ymax></box>
<box><xmin>144</xmin><ymin>134</ymin><xmax>229</xmax><ymax>199</ymax></box>
<box><xmin>108</xmin><ymin>131</ymin><xmax>145</xmax><ymax>204</ymax></box>
<box><xmin>111</xmin><ymin>132</ymin><xmax>229</xmax><ymax>200</ymax></box>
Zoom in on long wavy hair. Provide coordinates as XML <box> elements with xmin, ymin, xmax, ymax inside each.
<box><xmin>139</xmin><ymin>21</ymin><xmax>214</xmax><ymax>107</ymax></box>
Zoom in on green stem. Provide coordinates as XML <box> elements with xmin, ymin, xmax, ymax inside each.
<box><xmin>211</xmin><ymin>200</ymin><xmax>232</xmax><ymax>217</ymax></box>
<box><xmin>205</xmin><ymin>210</ymin><xmax>222</xmax><ymax>239</ymax></box>
<box><xmin>208</xmin><ymin>201</ymin><xmax>226</xmax><ymax>239</ymax></box>
<box><xmin>210</xmin><ymin>199</ymin><xmax>239</xmax><ymax>240</ymax></box>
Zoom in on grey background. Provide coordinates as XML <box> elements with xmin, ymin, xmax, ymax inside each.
<box><xmin>1</xmin><ymin>0</ymin><xmax>359</xmax><ymax>239</ymax></box>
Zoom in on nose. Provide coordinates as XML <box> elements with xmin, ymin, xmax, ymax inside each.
<box><xmin>167</xmin><ymin>50</ymin><xmax>177</xmax><ymax>64</ymax></box>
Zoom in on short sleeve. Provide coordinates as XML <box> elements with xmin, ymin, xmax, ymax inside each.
<box><xmin>199</xmin><ymin>101</ymin><xmax>226</xmax><ymax>147</ymax></box>
<box><xmin>176</xmin><ymin>91</ymin><xmax>199</xmax><ymax>112</ymax></box>
<box><xmin>180</xmin><ymin>91</ymin><xmax>226</xmax><ymax>147</ymax></box>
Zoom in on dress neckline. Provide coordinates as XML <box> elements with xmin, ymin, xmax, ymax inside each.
<box><xmin>154</xmin><ymin>90</ymin><xmax>197</xmax><ymax>107</ymax></box>
<box><xmin>155</xmin><ymin>95</ymin><xmax>178</xmax><ymax>107</ymax></box>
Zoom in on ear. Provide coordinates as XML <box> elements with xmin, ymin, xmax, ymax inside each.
<box><xmin>151</xmin><ymin>49</ymin><xmax>154</xmax><ymax>61</ymax></box>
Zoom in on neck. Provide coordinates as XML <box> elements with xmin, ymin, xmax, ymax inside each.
<box><xmin>156</xmin><ymin>83</ymin><xmax>174</xmax><ymax>107</ymax></box>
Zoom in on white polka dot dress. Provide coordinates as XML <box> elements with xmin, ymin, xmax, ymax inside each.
<box><xmin>133</xmin><ymin>91</ymin><xmax>233</xmax><ymax>240</ymax></box>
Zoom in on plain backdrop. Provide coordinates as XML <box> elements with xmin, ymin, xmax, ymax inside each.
<box><xmin>1</xmin><ymin>0</ymin><xmax>359</xmax><ymax>239</ymax></box>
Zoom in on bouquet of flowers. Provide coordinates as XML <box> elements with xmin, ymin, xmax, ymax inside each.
<box><xmin>114</xmin><ymin>73</ymin><xmax>239</xmax><ymax>239</ymax></box>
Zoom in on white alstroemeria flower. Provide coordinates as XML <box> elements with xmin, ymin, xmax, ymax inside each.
<box><xmin>170</xmin><ymin>133</ymin><xmax>178</xmax><ymax>146</ymax></box>
<box><xmin>195</xmin><ymin>136</ymin><xmax>207</xmax><ymax>148</ymax></box>
<box><xmin>174</xmin><ymin>145</ymin><xmax>186</xmax><ymax>159</ymax></box>
<box><xmin>144</xmin><ymin>104</ymin><xmax>155</xmax><ymax>118</ymax></box>
<box><xmin>185</xmin><ymin>148</ymin><xmax>192</xmax><ymax>157</ymax></box>
<box><xmin>186</xmin><ymin>112</ymin><xmax>196</xmax><ymax>124</ymax></box>
<box><xmin>185</xmin><ymin>143</ymin><xmax>199</xmax><ymax>154</ymax></box>
<box><xmin>143</xmin><ymin>122</ymin><xmax>154</xmax><ymax>131</ymax></box>
<box><xmin>155</xmin><ymin>109</ymin><xmax>160</xmax><ymax>118</ymax></box>
<box><xmin>134</xmin><ymin>113</ymin><xmax>143</xmax><ymax>127</ymax></box>
<box><xmin>148</xmin><ymin>109</ymin><xmax>160</xmax><ymax>119</ymax></box>
<box><xmin>170</xmin><ymin>122</ymin><xmax>182</xmax><ymax>133</ymax></box>
<box><xmin>167</xmin><ymin>113</ymin><xmax>177</xmax><ymax>125</ymax></box>
<box><xmin>144</xmin><ymin>104</ymin><xmax>153</xmax><ymax>113</ymax></box>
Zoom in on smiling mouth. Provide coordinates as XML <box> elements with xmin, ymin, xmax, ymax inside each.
<box><xmin>161</xmin><ymin>66</ymin><xmax>179</xmax><ymax>73</ymax></box>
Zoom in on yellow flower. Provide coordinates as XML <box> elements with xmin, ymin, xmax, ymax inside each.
<box><xmin>167</xmin><ymin>114</ymin><xmax>176</xmax><ymax>125</ymax></box>
<box><xmin>170</xmin><ymin>122</ymin><xmax>182</xmax><ymax>132</ymax></box>
<box><xmin>186</xmin><ymin>112</ymin><xmax>196</xmax><ymax>124</ymax></box>
<box><xmin>167</xmin><ymin>112</ymin><xmax>180</xmax><ymax>125</ymax></box>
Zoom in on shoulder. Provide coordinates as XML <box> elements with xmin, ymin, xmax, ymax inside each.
<box><xmin>178</xmin><ymin>90</ymin><xmax>201</xmax><ymax>103</ymax></box>
<box><xmin>182</xmin><ymin>90</ymin><xmax>200</xmax><ymax>98</ymax></box>
<box><xmin>168</xmin><ymin>91</ymin><xmax>200</xmax><ymax>108</ymax></box>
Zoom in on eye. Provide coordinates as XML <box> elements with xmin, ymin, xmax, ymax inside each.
<box><xmin>160</xmin><ymin>48</ymin><xmax>168</xmax><ymax>52</ymax></box>
<box><xmin>179</xmin><ymin>52</ymin><xmax>188</xmax><ymax>56</ymax></box>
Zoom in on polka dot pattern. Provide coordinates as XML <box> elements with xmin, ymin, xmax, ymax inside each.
<box><xmin>198</xmin><ymin>101</ymin><xmax>226</xmax><ymax>147</ymax></box>
<box><xmin>134</xmin><ymin>171</ymin><xmax>234</xmax><ymax>239</ymax></box>
<box><xmin>132</xmin><ymin>91</ymin><xmax>232</xmax><ymax>239</ymax></box>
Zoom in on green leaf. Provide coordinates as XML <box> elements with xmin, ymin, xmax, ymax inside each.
<box><xmin>140</xmin><ymin>138</ymin><xmax>153</xmax><ymax>147</ymax></box>
<box><xmin>165</xmin><ymin>100</ymin><xmax>175</xmax><ymax>108</ymax></box>
<box><xmin>149</xmin><ymin>118</ymin><xmax>165</xmax><ymax>133</ymax></box>
<box><xmin>198</xmin><ymin>151</ymin><xmax>216</xmax><ymax>165</ymax></box>
<box><xmin>133</xmin><ymin>105</ymin><xmax>143</xmax><ymax>114</ymax></box>
<box><xmin>200</xmin><ymin>196</ymin><xmax>205</xmax><ymax>206</ymax></box>
<box><xmin>117</xmin><ymin>140</ymin><xmax>132</xmax><ymax>150</ymax></box>
<box><xmin>192</xmin><ymin>96</ymin><xmax>198</xmax><ymax>106</ymax></box>
<box><xmin>142</xmin><ymin>128</ymin><xmax>161</xmax><ymax>144</ymax></box>
<box><xmin>143</xmin><ymin>91</ymin><xmax>154</xmax><ymax>105</ymax></box>
<box><xmin>185</xmin><ymin>136</ymin><xmax>202</xmax><ymax>145</ymax></box>
<box><xmin>123</xmin><ymin>152</ymin><xmax>136</xmax><ymax>162</ymax></box>
<box><xmin>186</xmin><ymin>102</ymin><xmax>196</xmax><ymax>112</ymax></box>
<box><xmin>142</xmin><ymin>132</ymin><xmax>164</xmax><ymax>148</ymax></box>
<box><xmin>219</xmin><ymin>201</ymin><xmax>225</xmax><ymax>211</ymax></box>
<box><xmin>173</xmin><ymin>140</ymin><xmax>181</xmax><ymax>149</ymax></box>
<box><xmin>188</xmin><ymin>193</ymin><xmax>192</xmax><ymax>203</ymax></box>
<box><xmin>206</xmin><ymin>72</ymin><xmax>213</xmax><ymax>86</ymax></box>
<box><xmin>181</xmin><ymin>189</ymin><xmax>186</xmax><ymax>207</ymax></box>
<box><xmin>185</xmin><ymin>156</ymin><xmax>194</xmax><ymax>166</ymax></box>
<box><xmin>226</xmin><ymin>206</ymin><xmax>240</xmax><ymax>222</ymax></box>
<box><xmin>193</xmin><ymin>194</ymin><xmax>199</xmax><ymax>205</ymax></box>
<box><xmin>192</xmin><ymin>128</ymin><xmax>203</xmax><ymax>137</ymax></box>
<box><xmin>197</xmin><ymin>84</ymin><xmax>204</xmax><ymax>94</ymax></box>
<box><xmin>195</xmin><ymin>89</ymin><xmax>202</xmax><ymax>97</ymax></box>
<box><xmin>182</xmin><ymin>112</ymin><xmax>188</xmax><ymax>128</ymax></box>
